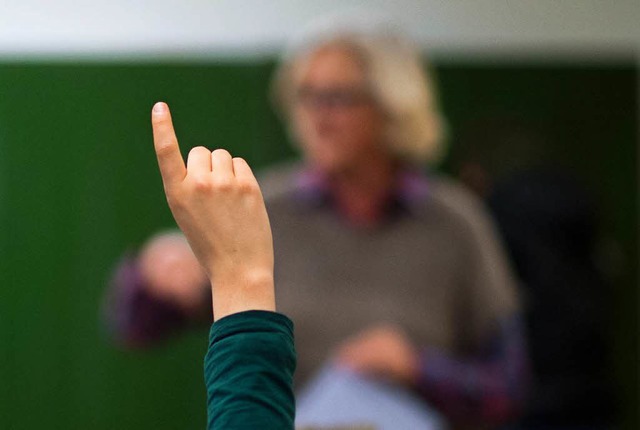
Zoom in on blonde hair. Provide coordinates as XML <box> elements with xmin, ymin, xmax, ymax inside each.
<box><xmin>271</xmin><ymin>30</ymin><xmax>447</xmax><ymax>165</ymax></box>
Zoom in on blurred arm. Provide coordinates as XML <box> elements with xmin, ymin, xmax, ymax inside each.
<box><xmin>102</xmin><ymin>230</ymin><xmax>212</xmax><ymax>348</ymax></box>
<box><xmin>102</xmin><ymin>254</ymin><xmax>205</xmax><ymax>348</ymax></box>
<box><xmin>417</xmin><ymin>313</ymin><xmax>529</xmax><ymax>425</ymax></box>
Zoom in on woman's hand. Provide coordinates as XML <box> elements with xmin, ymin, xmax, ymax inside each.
<box><xmin>138</xmin><ymin>231</ymin><xmax>208</xmax><ymax>312</ymax></box>
<box><xmin>334</xmin><ymin>324</ymin><xmax>421</xmax><ymax>386</ymax></box>
<box><xmin>151</xmin><ymin>102</ymin><xmax>275</xmax><ymax>321</ymax></box>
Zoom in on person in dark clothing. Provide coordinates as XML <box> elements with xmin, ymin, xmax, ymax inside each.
<box><xmin>488</xmin><ymin>169</ymin><xmax>615</xmax><ymax>429</ymax></box>
<box><xmin>452</xmin><ymin>116</ymin><xmax>616</xmax><ymax>429</ymax></box>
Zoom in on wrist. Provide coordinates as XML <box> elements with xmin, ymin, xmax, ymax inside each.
<box><xmin>211</xmin><ymin>269</ymin><xmax>276</xmax><ymax>321</ymax></box>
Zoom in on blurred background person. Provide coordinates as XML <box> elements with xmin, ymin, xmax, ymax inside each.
<box><xmin>451</xmin><ymin>117</ymin><xmax>616</xmax><ymax>429</ymax></box>
<box><xmin>103</xmin><ymin>22</ymin><xmax>529</xmax><ymax>429</ymax></box>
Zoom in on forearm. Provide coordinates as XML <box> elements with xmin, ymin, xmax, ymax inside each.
<box><xmin>205</xmin><ymin>311</ymin><xmax>296</xmax><ymax>430</ymax></box>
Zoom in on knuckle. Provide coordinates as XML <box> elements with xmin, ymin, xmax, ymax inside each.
<box><xmin>191</xmin><ymin>176</ymin><xmax>213</xmax><ymax>192</ymax></box>
<box><xmin>212</xmin><ymin>177</ymin><xmax>233</xmax><ymax>192</ymax></box>
<box><xmin>155</xmin><ymin>142</ymin><xmax>174</xmax><ymax>158</ymax></box>
<box><xmin>238</xmin><ymin>179</ymin><xmax>259</xmax><ymax>194</ymax></box>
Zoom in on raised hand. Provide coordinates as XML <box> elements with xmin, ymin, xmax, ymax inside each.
<box><xmin>151</xmin><ymin>102</ymin><xmax>275</xmax><ymax>321</ymax></box>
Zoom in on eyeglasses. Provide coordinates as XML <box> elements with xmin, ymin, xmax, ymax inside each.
<box><xmin>295</xmin><ymin>85</ymin><xmax>373</xmax><ymax>110</ymax></box>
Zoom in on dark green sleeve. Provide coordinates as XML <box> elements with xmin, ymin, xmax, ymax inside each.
<box><xmin>204</xmin><ymin>310</ymin><xmax>296</xmax><ymax>430</ymax></box>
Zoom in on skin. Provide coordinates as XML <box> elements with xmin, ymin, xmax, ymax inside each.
<box><xmin>291</xmin><ymin>45</ymin><xmax>397</xmax><ymax>226</ymax></box>
<box><xmin>151</xmin><ymin>102</ymin><xmax>275</xmax><ymax>321</ymax></box>
<box><xmin>335</xmin><ymin>324</ymin><xmax>421</xmax><ymax>386</ymax></box>
<box><xmin>139</xmin><ymin>232</ymin><xmax>208</xmax><ymax>311</ymax></box>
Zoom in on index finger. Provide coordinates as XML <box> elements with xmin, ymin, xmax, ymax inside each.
<box><xmin>151</xmin><ymin>102</ymin><xmax>186</xmax><ymax>188</ymax></box>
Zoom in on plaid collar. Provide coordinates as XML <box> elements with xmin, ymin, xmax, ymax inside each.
<box><xmin>292</xmin><ymin>165</ymin><xmax>431</xmax><ymax>216</ymax></box>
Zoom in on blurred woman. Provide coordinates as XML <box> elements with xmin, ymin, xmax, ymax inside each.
<box><xmin>105</xmin><ymin>25</ymin><xmax>528</xmax><ymax>428</ymax></box>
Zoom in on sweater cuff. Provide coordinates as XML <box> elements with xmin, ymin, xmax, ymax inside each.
<box><xmin>209</xmin><ymin>310</ymin><xmax>294</xmax><ymax>347</ymax></box>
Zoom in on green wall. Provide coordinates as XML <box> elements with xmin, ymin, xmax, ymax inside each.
<box><xmin>0</xmin><ymin>61</ymin><xmax>636</xmax><ymax>429</ymax></box>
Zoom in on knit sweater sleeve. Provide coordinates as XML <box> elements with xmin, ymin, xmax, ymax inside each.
<box><xmin>204</xmin><ymin>310</ymin><xmax>296</xmax><ymax>430</ymax></box>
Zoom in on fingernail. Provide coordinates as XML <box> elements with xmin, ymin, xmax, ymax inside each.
<box><xmin>153</xmin><ymin>102</ymin><xmax>167</xmax><ymax>114</ymax></box>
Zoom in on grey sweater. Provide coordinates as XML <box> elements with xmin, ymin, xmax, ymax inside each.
<box><xmin>259</xmin><ymin>162</ymin><xmax>519</xmax><ymax>386</ymax></box>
